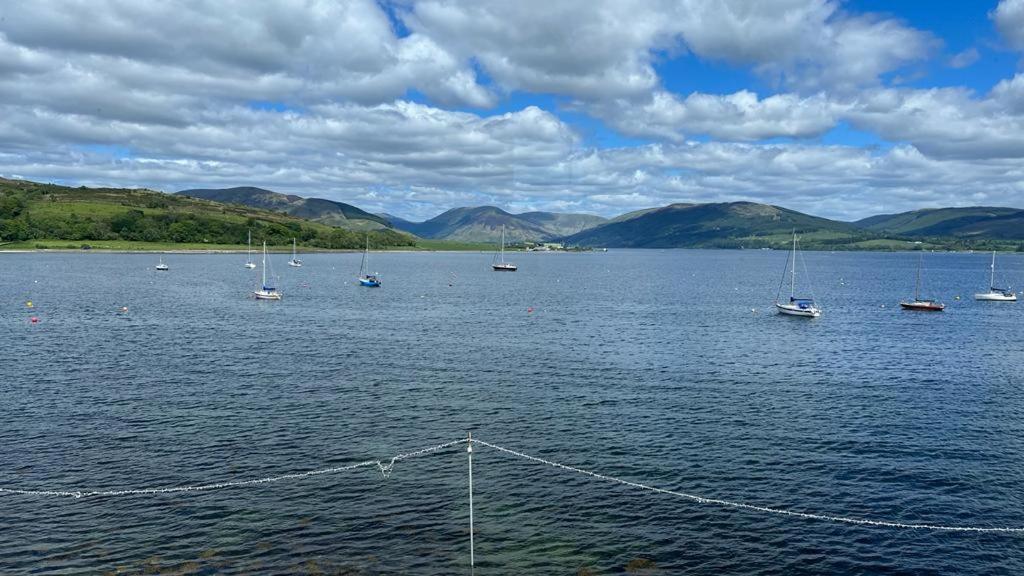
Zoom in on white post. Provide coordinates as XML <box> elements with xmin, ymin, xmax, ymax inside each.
<box><xmin>467</xmin><ymin>431</ymin><xmax>475</xmax><ymax>569</ymax></box>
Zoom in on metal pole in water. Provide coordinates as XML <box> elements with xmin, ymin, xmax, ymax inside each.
<box><xmin>468</xmin><ymin>431</ymin><xmax>475</xmax><ymax>570</ymax></box>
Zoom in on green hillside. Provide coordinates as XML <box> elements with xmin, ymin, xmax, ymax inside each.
<box><xmin>854</xmin><ymin>207</ymin><xmax>1024</xmax><ymax>239</ymax></box>
<box><xmin>564</xmin><ymin>202</ymin><xmax>862</xmax><ymax>248</ymax></box>
<box><xmin>178</xmin><ymin>186</ymin><xmax>388</xmax><ymax>230</ymax></box>
<box><xmin>0</xmin><ymin>178</ymin><xmax>414</xmax><ymax>250</ymax></box>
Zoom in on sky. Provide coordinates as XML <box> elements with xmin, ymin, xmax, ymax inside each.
<box><xmin>1</xmin><ymin>0</ymin><xmax>1024</xmax><ymax>221</ymax></box>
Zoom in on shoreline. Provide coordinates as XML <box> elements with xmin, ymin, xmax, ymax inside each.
<box><xmin>0</xmin><ymin>248</ymin><xmax>496</xmax><ymax>254</ymax></box>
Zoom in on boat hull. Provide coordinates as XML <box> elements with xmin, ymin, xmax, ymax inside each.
<box><xmin>358</xmin><ymin>276</ymin><xmax>381</xmax><ymax>287</ymax></box>
<box><xmin>254</xmin><ymin>290</ymin><xmax>281</xmax><ymax>300</ymax></box>
<box><xmin>900</xmin><ymin>300</ymin><xmax>944</xmax><ymax>311</ymax></box>
<box><xmin>492</xmin><ymin>264</ymin><xmax>517</xmax><ymax>272</ymax></box>
<box><xmin>974</xmin><ymin>292</ymin><xmax>1017</xmax><ymax>301</ymax></box>
<box><xmin>288</xmin><ymin>261</ymin><xmax>302</xmax><ymax>267</ymax></box>
<box><xmin>775</xmin><ymin>303</ymin><xmax>821</xmax><ymax>317</ymax></box>
<box><xmin>244</xmin><ymin>263</ymin><xmax>256</xmax><ymax>269</ymax></box>
<box><xmin>155</xmin><ymin>266</ymin><xmax>169</xmax><ymax>271</ymax></box>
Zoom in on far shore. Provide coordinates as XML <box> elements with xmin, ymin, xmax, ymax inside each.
<box><xmin>0</xmin><ymin>248</ymin><xmax>496</xmax><ymax>254</ymax></box>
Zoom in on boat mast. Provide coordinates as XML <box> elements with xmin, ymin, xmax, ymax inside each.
<box><xmin>247</xmin><ymin>229</ymin><xmax>252</xmax><ymax>262</ymax></box>
<box><xmin>790</xmin><ymin>231</ymin><xmax>797</xmax><ymax>299</ymax></box>
<box><xmin>500</xmin><ymin>225</ymin><xmax>506</xmax><ymax>263</ymax></box>
<box><xmin>990</xmin><ymin>250</ymin><xmax>996</xmax><ymax>289</ymax></box>
<box><xmin>262</xmin><ymin>241</ymin><xmax>268</xmax><ymax>286</ymax></box>
<box><xmin>361</xmin><ymin>233</ymin><xmax>369</xmax><ymax>275</ymax></box>
<box><xmin>915</xmin><ymin>252</ymin><xmax>922</xmax><ymax>301</ymax></box>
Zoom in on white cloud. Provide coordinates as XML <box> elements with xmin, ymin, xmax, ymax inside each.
<box><xmin>846</xmin><ymin>78</ymin><xmax>1024</xmax><ymax>159</ymax></box>
<box><xmin>406</xmin><ymin>0</ymin><xmax>933</xmax><ymax>98</ymax></box>
<box><xmin>4</xmin><ymin>96</ymin><xmax>1024</xmax><ymax>221</ymax></box>
<box><xmin>0</xmin><ymin>0</ymin><xmax>492</xmax><ymax>112</ymax></box>
<box><xmin>949</xmin><ymin>47</ymin><xmax>980</xmax><ymax>69</ymax></box>
<box><xmin>992</xmin><ymin>0</ymin><xmax>1024</xmax><ymax>50</ymax></box>
<box><xmin>588</xmin><ymin>90</ymin><xmax>843</xmax><ymax>141</ymax></box>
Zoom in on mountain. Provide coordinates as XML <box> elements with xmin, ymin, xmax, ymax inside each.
<box><xmin>178</xmin><ymin>186</ymin><xmax>388</xmax><ymax>230</ymax></box>
<box><xmin>384</xmin><ymin>206</ymin><xmax>606</xmax><ymax>242</ymax></box>
<box><xmin>563</xmin><ymin>202</ymin><xmax>859</xmax><ymax>248</ymax></box>
<box><xmin>0</xmin><ymin>178</ymin><xmax>414</xmax><ymax>249</ymax></box>
<box><xmin>853</xmin><ymin>207</ymin><xmax>1024</xmax><ymax>239</ymax></box>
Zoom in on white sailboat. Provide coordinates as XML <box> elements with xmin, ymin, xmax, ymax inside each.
<box><xmin>253</xmin><ymin>241</ymin><xmax>282</xmax><ymax>300</ymax></box>
<box><xmin>974</xmin><ymin>251</ymin><xmax>1016</xmax><ymax>301</ymax></box>
<box><xmin>775</xmin><ymin>231</ymin><xmax>820</xmax><ymax>317</ymax></box>
<box><xmin>357</xmin><ymin>234</ymin><xmax>381</xmax><ymax>287</ymax></box>
<box><xmin>244</xmin><ymin>229</ymin><xmax>256</xmax><ymax>269</ymax></box>
<box><xmin>491</xmin><ymin>225</ymin><xmax>517</xmax><ymax>272</ymax></box>
<box><xmin>287</xmin><ymin>238</ymin><xmax>303</xmax><ymax>267</ymax></box>
<box><xmin>155</xmin><ymin>255</ymin><xmax>169</xmax><ymax>271</ymax></box>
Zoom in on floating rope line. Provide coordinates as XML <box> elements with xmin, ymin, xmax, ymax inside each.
<box><xmin>471</xmin><ymin>439</ymin><xmax>1024</xmax><ymax>534</ymax></box>
<box><xmin>3</xmin><ymin>437</ymin><xmax>1022</xmax><ymax>534</ymax></box>
<box><xmin>0</xmin><ymin>438</ymin><xmax>467</xmax><ymax>499</ymax></box>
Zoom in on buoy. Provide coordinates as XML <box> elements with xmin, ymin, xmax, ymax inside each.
<box><xmin>527</xmin><ymin>307</ymin><xmax>534</xmax><ymax>313</ymax></box>
<box><xmin>26</xmin><ymin>301</ymin><xmax>33</xmax><ymax>308</ymax></box>
<box><xmin>30</xmin><ymin>316</ymin><xmax>39</xmax><ymax>323</ymax></box>
<box><xmin>120</xmin><ymin>306</ymin><xmax>129</xmax><ymax>313</ymax></box>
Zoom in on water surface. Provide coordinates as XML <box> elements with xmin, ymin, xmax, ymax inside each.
<box><xmin>2</xmin><ymin>250</ymin><xmax>1023</xmax><ymax>574</ymax></box>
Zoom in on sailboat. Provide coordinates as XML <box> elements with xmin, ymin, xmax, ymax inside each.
<box><xmin>253</xmin><ymin>241</ymin><xmax>282</xmax><ymax>300</ymax></box>
<box><xmin>774</xmin><ymin>231</ymin><xmax>820</xmax><ymax>317</ymax></box>
<box><xmin>491</xmin><ymin>225</ymin><xmax>517</xmax><ymax>271</ymax></box>
<box><xmin>244</xmin><ymin>229</ymin><xmax>256</xmax><ymax>269</ymax></box>
<box><xmin>155</xmin><ymin>255</ymin><xmax>169</xmax><ymax>271</ymax></box>
<box><xmin>358</xmin><ymin>234</ymin><xmax>381</xmax><ymax>287</ymax></box>
<box><xmin>974</xmin><ymin>251</ymin><xmax>1016</xmax><ymax>301</ymax></box>
<box><xmin>287</xmin><ymin>238</ymin><xmax>303</xmax><ymax>267</ymax></box>
<box><xmin>900</xmin><ymin>252</ymin><xmax>944</xmax><ymax>311</ymax></box>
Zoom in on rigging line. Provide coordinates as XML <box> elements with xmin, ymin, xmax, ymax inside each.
<box><xmin>775</xmin><ymin>241</ymin><xmax>792</xmax><ymax>304</ymax></box>
<box><xmin>0</xmin><ymin>438</ymin><xmax>467</xmax><ymax>499</ymax></box>
<box><xmin>797</xmin><ymin>237</ymin><xmax>818</xmax><ymax>303</ymax></box>
<box><xmin>471</xmin><ymin>439</ymin><xmax>1024</xmax><ymax>534</ymax></box>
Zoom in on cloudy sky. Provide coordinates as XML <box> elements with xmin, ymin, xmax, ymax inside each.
<box><xmin>2</xmin><ymin>0</ymin><xmax>1024</xmax><ymax>221</ymax></box>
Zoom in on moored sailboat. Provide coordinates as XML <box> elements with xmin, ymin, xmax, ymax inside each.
<box><xmin>287</xmin><ymin>238</ymin><xmax>303</xmax><ymax>267</ymax></box>
<box><xmin>774</xmin><ymin>231</ymin><xmax>820</xmax><ymax>317</ymax></box>
<box><xmin>900</xmin><ymin>252</ymin><xmax>944</xmax><ymax>311</ymax></box>
<box><xmin>491</xmin><ymin>225</ymin><xmax>517</xmax><ymax>272</ymax></box>
<box><xmin>357</xmin><ymin>234</ymin><xmax>381</xmax><ymax>287</ymax></box>
<box><xmin>254</xmin><ymin>241</ymin><xmax>282</xmax><ymax>300</ymax></box>
<box><xmin>155</xmin><ymin>255</ymin><xmax>169</xmax><ymax>271</ymax></box>
<box><xmin>974</xmin><ymin>251</ymin><xmax>1016</xmax><ymax>301</ymax></box>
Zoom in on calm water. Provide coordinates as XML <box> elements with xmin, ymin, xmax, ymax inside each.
<box><xmin>2</xmin><ymin>249</ymin><xmax>1023</xmax><ymax>575</ymax></box>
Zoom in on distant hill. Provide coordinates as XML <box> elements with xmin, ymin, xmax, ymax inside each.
<box><xmin>178</xmin><ymin>186</ymin><xmax>388</xmax><ymax>230</ymax></box>
<box><xmin>563</xmin><ymin>202</ymin><xmax>860</xmax><ymax>248</ymax></box>
<box><xmin>0</xmin><ymin>178</ymin><xmax>414</xmax><ymax>249</ymax></box>
<box><xmin>853</xmin><ymin>207</ymin><xmax>1024</xmax><ymax>240</ymax></box>
<box><xmin>385</xmin><ymin>206</ymin><xmax>606</xmax><ymax>242</ymax></box>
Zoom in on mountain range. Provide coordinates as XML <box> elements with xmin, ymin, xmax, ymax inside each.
<box><xmin>172</xmin><ymin>185</ymin><xmax>1024</xmax><ymax>249</ymax></box>
<box><xmin>178</xmin><ymin>187</ymin><xmax>388</xmax><ymax>230</ymax></box>
<box><xmin>385</xmin><ymin>206</ymin><xmax>607</xmax><ymax>243</ymax></box>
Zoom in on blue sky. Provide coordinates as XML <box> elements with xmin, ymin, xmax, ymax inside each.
<box><xmin>1</xmin><ymin>0</ymin><xmax>1023</xmax><ymax>220</ymax></box>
